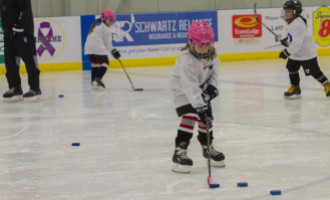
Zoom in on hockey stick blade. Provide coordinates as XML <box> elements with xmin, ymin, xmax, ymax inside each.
<box><xmin>134</xmin><ymin>88</ymin><xmax>144</xmax><ymax>91</ymax></box>
<box><xmin>208</xmin><ymin>176</ymin><xmax>220</xmax><ymax>189</ymax></box>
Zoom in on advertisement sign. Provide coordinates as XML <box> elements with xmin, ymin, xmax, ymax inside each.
<box><xmin>34</xmin><ymin>16</ymin><xmax>81</xmax><ymax>64</ymax></box>
<box><xmin>35</xmin><ymin>18</ymin><xmax>66</xmax><ymax>61</ymax></box>
<box><xmin>81</xmin><ymin>11</ymin><xmax>218</xmax><ymax>70</ymax></box>
<box><xmin>113</xmin><ymin>11</ymin><xmax>218</xmax><ymax>46</ymax></box>
<box><xmin>219</xmin><ymin>8</ymin><xmax>290</xmax><ymax>53</ymax></box>
<box><xmin>313</xmin><ymin>6</ymin><xmax>330</xmax><ymax>47</ymax></box>
<box><xmin>232</xmin><ymin>14</ymin><xmax>262</xmax><ymax>38</ymax></box>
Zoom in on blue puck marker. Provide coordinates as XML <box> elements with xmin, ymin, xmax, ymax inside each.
<box><xmin>270</xmin><ymin>190</ymin><xmax>282</xmax><ymax>195</ymax></box>
<box><xmin>209</xmin><ymin>184</ymin><xmax>220</xmax><ymax>188</ymax></box>
<box><xmin>58</xmin><ymin>94</ymin><xmax>64</xmax><ymax>98</ymax></box>
<box><xmin>72</xmin><ymin>143</ymin><xmax>80</xmax><ymax>146</ymax></box>
<box><xmin>237</xmin><ymin>182</ymin><xmax>248</xmax><ymax>187</ymax></box>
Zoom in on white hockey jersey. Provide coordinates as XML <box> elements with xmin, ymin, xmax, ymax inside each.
<box><xmin>84</xmin><ymin>22</ymin><xmax>115</xmax><ymax>58</ymax></box>
<box><xmin>170</xmin><ymin>50</ymin><xmax>220</xmax><ymax>109</ymax></box>
<box><xmin>286</xmin><ymin>17</ymin><xmax>317</xmax><ymax>60</ymax></box>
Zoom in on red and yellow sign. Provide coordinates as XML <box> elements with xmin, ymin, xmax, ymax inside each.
<box><xmin>232</xmin><ymin>14</ymin><xmax>262</xmax><ymax>38</ymax></box>
<box><xmin>313</xmin><ymin>6</ymin><xmax>330</xmax><ymax>47</ymax></box>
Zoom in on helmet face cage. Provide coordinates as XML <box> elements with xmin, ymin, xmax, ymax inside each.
<box><xmin>188</xmin><ymin>43</ymin><xmax>214</xmax><ymax>59</ymax></box>
<box><xmin>283</xmin><ymin>0</ymin><xmax>302</xmax><ymax>23</ymax></box>
<box><xmin>187</xmin><ymin>21</ymin><xmax>215</xmax><ymax>59</ymax></box>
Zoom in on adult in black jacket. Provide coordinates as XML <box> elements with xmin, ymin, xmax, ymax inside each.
<box><xmin>0</xmin><ymin>0</ymin><xmax>41</xmax><ymax>102</ymax></box>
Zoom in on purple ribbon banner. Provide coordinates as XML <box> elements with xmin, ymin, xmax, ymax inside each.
<box><xmin>37</xmin><ymin>22</ymin><xmax>56</xmax><ymax>57</ymax></box>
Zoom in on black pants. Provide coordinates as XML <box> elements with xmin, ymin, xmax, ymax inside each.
<box><xmin>87</xmin><ymin>54</ymin><xmax>109</xmax><ymax>64</ymax></box>
<box><xmin>286</xmin><ymin>57</ymin><xmax>330</xmax><ymax>86</ymax></box>
<box><xmin>87</xmin><ymin>54</ymin><xmax>109</xmax><ymax>82</ymax></box>
<box><xmin>4</xmin><ymin>35</ymin><xmax>40</xmax><ymax>90</ymax></box>
<box><xmin>286</xmin><ymin>57</ymin><xmax>321</xmax><ymax>76</ymax></box>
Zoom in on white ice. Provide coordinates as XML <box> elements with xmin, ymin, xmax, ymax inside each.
<box><xmin>1</xmin><ymin>57</ymin><xmax>330</xmax><ymax>200</ymax></box>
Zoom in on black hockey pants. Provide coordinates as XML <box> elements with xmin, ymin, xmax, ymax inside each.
<box><xmin>4</xmin><ymin>35</ymin><xmax>40</xmax><ymax>90</ymax></box>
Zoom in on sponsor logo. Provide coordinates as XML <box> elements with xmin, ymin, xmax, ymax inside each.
<box><xmin>110</xmin><ymin>12</ymin><xmax>218</xmax><ymax>46</ymax></box>
<box><xmin>34</xmin><ymin>18</ymin><xmax>65</xmax><ymax>61</ymax></box>
<box><xmin>313</xmin><ymin>6</ymin><xmax>330</xmax><ymax>47</ymax></box>
<box><xmin>232</xmin><ymin>15</ymin><xmax>262</xmax><ymax>38</ymax></box>
<box><xmin>112</xmin><ymin>14</ymin><xmax>135</xmax><ymax>43</ymax></box>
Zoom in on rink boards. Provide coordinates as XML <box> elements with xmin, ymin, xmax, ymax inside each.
<box><xmin>0</xmin><ymin>6</ymin><xmax>329</xmax><ymax>73</ymax></box>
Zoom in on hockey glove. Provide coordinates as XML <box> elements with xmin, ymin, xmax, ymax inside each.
<box><xmin>202</xmin><ymin>84</ymin><xmax>219</xmax><ymax>101</ymax></box>
<box><xmin>196</xmin><ymin>105</ymin><xmax>213</xmax><ymax>125</ymax></box>
<box><xmin>279</xmin><ymin>49</ymin><xmax>290</xmax><ymax>59</ymax></box>
<box><xmin>111</xmin><ymin>49</ymin><xmax>121</xmax><ymax>59</ymax></box>
<box><xmin>280</xmin><ymin>39</ymin><xmax>289</xmax><ymax>47</ymax></box>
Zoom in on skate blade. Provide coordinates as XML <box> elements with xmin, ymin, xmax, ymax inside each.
<box><xmin>284</xmin><ymin>94</ymin><xmax>301</xmax><ymax>100</ymax></box>
<box><xmin>91</xmin><ymin>84</ymin><xmax>105</xmax><ymax>91</ymax></box>
<box><xmin>23</xmin><ymin>95</ymin><xmax>41</xmax><ymax>102</ymax></box>
<box><xmin>91</xmin><ymin>87</ymin><xmax>105</xmax><ymax>91</ymax></box>
<box><xmin>171</xmin><ymin>163</ymin><xmax>191</xmax><ymax>173</ymax></box>
<box><xmin>3</xmin><ymin>95</ymin><xmax>23</xmax><ymax>102</ymax></box>
<box><xmin>208</xmin><ymin>160</ymin><xmax>225</xmax><ymax>167</ymax></box>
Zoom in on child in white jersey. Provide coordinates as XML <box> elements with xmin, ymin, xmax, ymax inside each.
<box><xmin>280</xmin><ymin>0</ymin><xmax>330</xmax><ymax>99</ymax></box>
<box><xmin>84</xmin><ymin>9</ymin><xmax>121</xmax><ymax>90</ymax></box>
<box><xmin>169</xmin><ymin>21</ymin><xmax>225</xmax><ymax>173</ymax></box>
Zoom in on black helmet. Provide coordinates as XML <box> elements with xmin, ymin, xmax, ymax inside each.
<box><xmin>283</xmin><ymin>0</ymin><xmax>302</xmax><ymax>15</ymax></box>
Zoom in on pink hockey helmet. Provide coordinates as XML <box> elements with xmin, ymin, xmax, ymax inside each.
<box><xmin>101</xmin><ymin>9</ymin><xmax>116</xmax><ymax>22</ymax></box>
<box><xmin>188</xmin><ymin>21</ymin><xmax>215</xmax><ymax>45</ymax></box>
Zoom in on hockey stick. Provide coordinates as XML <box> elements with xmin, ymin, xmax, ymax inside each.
<box><xmin>204</xmin><ymin>98</ymin><xmax>220</xmax><ymax>189</ymax></box>
<box><xmin>265</xmin><ymin>43</ymin><xmax>283</xmax><ymax>49</ymax></box>
<box><xmin>254</xmin><ymin>3</ymin><xmax>282</xmax><ymax>41</ymax></box>
<box><xmin>117</xmin><ymin>59</ymin><xmax>144</xmax><ymax>91</ymax></box>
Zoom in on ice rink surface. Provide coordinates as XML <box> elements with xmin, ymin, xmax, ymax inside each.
<box><xmin>1</xmin><ymin>57</ymin><xmax>330</xmax><ymax>200</ymax></box>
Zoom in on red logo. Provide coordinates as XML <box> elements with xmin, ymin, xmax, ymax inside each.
<box><xmin>232</xmin><ymin>15</ymin><xmax>262</xmax><ymax>38</ymax></box>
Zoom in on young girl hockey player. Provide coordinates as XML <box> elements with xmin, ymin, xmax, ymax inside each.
<box><xmin>84</xmin><ymin>9</ymin><xmax>121</xmax><ymax>90</ymax></box>
<box><xmin>280</xmin><ymin>0</ymin><xmax>330</xmax><ymax>99</ymax></box>
<box><xmin>169</xmin><ymin>21</ymin><xmax>225</xmax><ymax>173</ymax></box>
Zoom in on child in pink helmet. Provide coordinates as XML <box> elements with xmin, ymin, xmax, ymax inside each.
<box><xmin>84</xmin><ymin>9</ymin><xmax>121</xmax><ymax>90</ymax></box>
<box><xmin>169</xmin><ymin>21</ymin><xmax>225</xmax><ymax>173</ymax></box>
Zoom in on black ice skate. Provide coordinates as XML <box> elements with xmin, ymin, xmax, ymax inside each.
<box><xmin>172</xmin><ymin>142</ymin><xmax>193</xmax><ymax>173</ymax></box>
<box><xmin>202</xmin><ymin>145</ymin><xmax>225</xmax><ymax>167</ymax></box>
<box><xmin>92</xmin><ymin>78</ymin><xmax>105</xmax><ymax>90</ymax></box>
<box><xmin>284</xmin><ymin>85</ymin><xmax>301</xmax><ymax>99</ymax></box>
<box><xmin>324</xmin><ymin>83</ymin><xmax>330</xmax><ymax>98</ymax></box>
<box><xmin>3</xmin><ymin>86</ymin><xmax>23</xmax><ymax>102</ymax></box>
<box><xmin>23</xmin><ymin>88</ymin><xmax>41</xmax><ymax>102</ymax></box>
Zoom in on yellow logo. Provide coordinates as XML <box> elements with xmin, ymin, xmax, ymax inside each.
<box><xmin>313</xmin><ymin>6</ymin><xmax>330</xmax><ymax>47</ymax></box>
<box><xmin>234</xmin><ymin>16</ymin><xmax>259</xmax><ymax>28</ymax></box>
